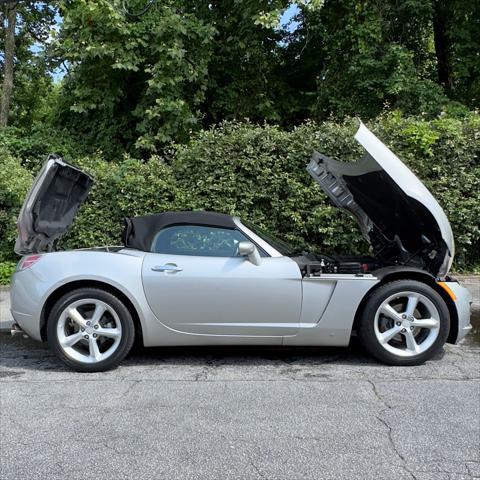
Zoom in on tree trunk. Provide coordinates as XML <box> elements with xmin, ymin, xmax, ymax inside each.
<box><xmin>0</xmin><ymin>2</ymin><xmax>17</xmax><ymax>128</ymax></box>
<box><xmin>432</xmin><ymin>0</ymin><xmax>452</xmax><ymax>90</ymax></box>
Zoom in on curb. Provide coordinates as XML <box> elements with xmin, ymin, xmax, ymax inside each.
<box><xmin>0</xmin><ymin>287</ymin><xmax>11</xmax><ymax>331</ymax></box>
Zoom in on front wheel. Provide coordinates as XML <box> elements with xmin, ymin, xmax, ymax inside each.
<box><xmin>47</xmin><ymin>288</ymin><xmax>135</xmax><ymax>372</ymax></box>
<box><xmin>358</xmin><ymin>280</ymin><xmax>450</xmax><ymax>366</ymax></box>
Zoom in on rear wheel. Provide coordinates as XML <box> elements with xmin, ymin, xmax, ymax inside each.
<box><xmin>358</xmin><ymin>280</ymin><xmax>450</xmax><ymax>366</ymax></box>
<box><xmin>47</xmin><ymin>288</ymin><xmax>135</xmax><ymax>372</ymax></box>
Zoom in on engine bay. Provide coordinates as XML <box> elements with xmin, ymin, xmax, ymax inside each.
<box><xmin>292</xmin><ymin>252</ymin><xmax>381</xmax><ymax>277</ymax></box>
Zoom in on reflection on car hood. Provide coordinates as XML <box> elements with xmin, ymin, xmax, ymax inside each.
<box><xmin>307</xmin><ymin>123</ymin><xmax>454</xmax><ymax>277</ymax></box>
<box><xmin>15</xmin><ymin>155</ymin><xmax>93</xmax><ymax>255</ymax></box>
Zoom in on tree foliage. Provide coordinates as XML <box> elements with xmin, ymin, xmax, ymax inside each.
<box><xmin>314</xmin><ymin>0</ymin><xmax>447</xmax><ymax>117</ymax></box>
<box><xmin>51</xmin><ymin>0</ymin><xmax>216</xmax><ymax>154</ymax></box>
<box><xmin>0</xmin><ymin>0</ymin><xmax>470</xmax><ymax>154</ymax></box>
<box><xmin>192</xmin><ymin>0</ymin><xmax>289</xmax><ymax>126</ymax></box>
<box><xmin>0</xmin><ymin>0</ymin><xmax>479</xmax><ymax>279</ymax></box>
<box><xmin>444</xmin><ymin>0</ymin><xmax>480</xmax><ymax>107</ymax></box>
<box><xmin>1</xmin><ymin>0</ymin><xmax>479</xmax><ymax>152</ymax></box>
<box><xmin>0</xmin><ymin>1</ymin><xmax>57</xmax><ymax>127</ymax></box>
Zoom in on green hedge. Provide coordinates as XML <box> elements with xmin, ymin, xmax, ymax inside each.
<box><xmin>171</xmin><ymin>114</ymin><xmax>480</xmax><ymax>269</ymax></box>
<box><xmin>0</xmin><ymin>112</ymin><xmax>479</xmax><ymax>277</ymax></box>
<box><xmin>0</xmin><ymin>149</ymin><xmax>33</xmax><ymax>263</ymax></box>
<box><xmin>0</xmin><ymin>261</ymin><xmax>16</xmax><ymax>285</ymax></box>
<box><xmin>0</xmin><ymin>125</ymin><xmax>82</xmax><ymax>173</ymax></box>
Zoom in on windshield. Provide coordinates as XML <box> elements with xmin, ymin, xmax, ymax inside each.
<box><xmin>242</xmin><ymin>221</ymin><xmax>302</xmax><ymax>256</ymax></box>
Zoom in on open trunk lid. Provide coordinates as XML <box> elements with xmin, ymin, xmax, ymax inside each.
<box><xmin>15</xmin><ymin>155</ymin><xmax>93</xmax><ymax>255</ymax></box>
<box><xmin>307</xmin><ymin>123</ymin><xmax>454</xmax><ymax>277</ymax></box>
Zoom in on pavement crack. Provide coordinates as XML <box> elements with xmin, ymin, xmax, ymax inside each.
<box><xmin>99</xmin><ymin>440</ymin><xmax>127</xmax><ymax>456</ymax></box>
<box><xmin>249</xmin><ymin>459</ymin><xmax>266</xmax><ymax>479</ymax></box>
<box><xmin>465</xmin><ymin>460</ymin><xmax>480</xmax><ymax>477</ymax></box>
<box><xmin>3</xmin><ymin>376</ymin><xmax>479</xmax><ymax>385</ymax></box>
<box><xmin>369</xmin><ymin>381</ymin><xmax>419</xmax><ymax>480</ymax></box>
<box><xmin>245</xmin><ymin>449</ymin><xmax>266</xmax><ymax>479</ymax></box>
<box><xmin>54</xmin><ymin>461</ymin><xmax>66</xmax><ymax>476</ymax></box>
<box><xmin>367</xmin><ymin>379</ymin><xmax>393</xmax><ymax>410</ymax></box>
<box><xmin>121</xmin><ymin>379</ymin><xmax>141</xmax><ymax>397</ymax></box>
<box><xmin>375</xmin><ymin>415</ymin><xmax>418</xmax><ymax>480</ymax></box>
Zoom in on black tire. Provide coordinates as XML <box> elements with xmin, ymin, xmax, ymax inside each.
<box><xmin>47</xmin><ymin>287</ymin><xmax>135</xmax><ymax>372</ymax></box>
<box><xmin>357</xmin><ymin>280</ymin><xmax>450</xmax><ymax>366</ymax></box>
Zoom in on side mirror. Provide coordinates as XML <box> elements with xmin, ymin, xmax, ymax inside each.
<box><xmin>238</xmin><ymin>241</ymin><xmax>261</xmax><ymax>266</ymax></box>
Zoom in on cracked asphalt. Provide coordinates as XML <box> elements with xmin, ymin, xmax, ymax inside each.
<box><xmin>1</xmin><ymin>327</ymin><xmax>479</xmax><ymax>480</ymax></box>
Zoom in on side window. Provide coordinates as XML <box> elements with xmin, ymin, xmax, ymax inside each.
<box><xmin>152</xmin><ymin>225</ymin><xmax>255</xmax><ymax>257</ymax></box>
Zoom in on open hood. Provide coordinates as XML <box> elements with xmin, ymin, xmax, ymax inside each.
<box><xmin>15</xmin><ymin>155</ymin><xmax>93</xmax><ymax>255</ymax></box>
<box><xmin>307</xmin><ymin>123</ymin><xmax>454</xmax><ymax>277</ymax></box>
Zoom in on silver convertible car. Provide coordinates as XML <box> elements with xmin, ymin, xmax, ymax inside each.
<box><xmin>10</xmin><ymin>124</ymin><xmax>472</xmax><ymax>371</ymax></box>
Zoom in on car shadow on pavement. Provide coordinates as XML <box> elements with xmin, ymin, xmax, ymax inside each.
<box><xmin>129</xmin><ymin>341</ymin><xmax>372</xmax><ymax>364</ymax></box>
<box><xmin>0</xmin><ymin>331</ymin><xmax>449</xmax><ymax>374</ymax></box>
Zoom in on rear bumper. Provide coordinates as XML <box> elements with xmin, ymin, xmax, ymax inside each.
<box><xmin>10</xmin><ymin>269</ymin><xmax>45</xmax><ymax>341</ymax></box>
<box><xmin>445</xmin><ymin>281</ymin><xmax>472</xmax><ymax>343</ymax></box>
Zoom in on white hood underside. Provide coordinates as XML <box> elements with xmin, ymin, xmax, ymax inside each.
<box><xmin>307</xmin><ymin>123</ymin><xmax>454</xmax><ymax>277</ymax></box>
<box><xmin>354</xmin><ymin>123</ymin><xmax>454</xmax><ymax>263</ymax></box>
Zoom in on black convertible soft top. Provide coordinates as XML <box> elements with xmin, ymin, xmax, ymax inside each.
<box><xmin>122</xmin><ymin>211</ymin><xmax>236</xmax><ymax>252</ymax></box>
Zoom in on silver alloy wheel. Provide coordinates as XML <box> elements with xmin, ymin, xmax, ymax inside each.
<box><xmin>374</xmin><ymin>291</ymin><xmax>440</xmax><ymax>357</ymax></box>
<box><xmin>56</xmin><ymin>298</ymin><xmax>122</xmax><ymax>364</ymax></box>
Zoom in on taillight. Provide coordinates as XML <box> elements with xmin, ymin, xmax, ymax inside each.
<box><xmin>18</xmin><ymin>254</ymin><xmax>43</xmax><ymax>271</ymax></box>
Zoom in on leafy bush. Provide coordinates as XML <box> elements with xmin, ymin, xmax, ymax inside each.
<box><xmin>0</xmin><ymin>261</ymin><xmax>16</xmax><ymax>285</ymax></box>
<box><xmin>172</xmin><ymin>119</ymin><xmax>368</xmax><ymax>256</ymax></box>
<box><xmin>0</xmin><ymin>125</ymin><xmax>82</xmax><ymax>173</ymax></box>
<box><xmin>0</xmin><ymin>113</ymin><xmax>478</xmax><ymax>272</ymax></box>
<box><xmin>59</xmin><ymin>155</ymin><xmax>181</xmax><ymax>250</ymax></box>
<box><xmin>172</xmin><ymin>113</ymin><xmax>480</xmax><ymax>269</ymax></box>
<box><xmin>0</xmin><ymin>150</ymin><xmax>33</xmax><ymax>261</ymax></box>
<box><xmin>374</xmin><ymin>112</ymin><xmax>480</xmax><ymax>269</ymax></box>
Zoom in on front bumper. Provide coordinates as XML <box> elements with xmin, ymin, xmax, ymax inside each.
<box><xmin>445</xmin><ymin>281</ymin><xmax>472</xmax><ymax>343</ymax></box>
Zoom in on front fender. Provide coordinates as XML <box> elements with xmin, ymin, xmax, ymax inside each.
<box><xmin>372</xmin><ymin>266</ymin><xmax>437</xmax><ymax>282</ymax></box>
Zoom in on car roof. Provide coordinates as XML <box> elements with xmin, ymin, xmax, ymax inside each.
<box><xmin>122</xmin><ymin>211</ymin><xmax>237</xmax><ymax>251</ymax></box>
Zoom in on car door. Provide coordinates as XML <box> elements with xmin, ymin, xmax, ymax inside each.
<box><xmin>141</xmin><ymin>224</ymin><xmax>302</xmax><ymax>337</ymax></box>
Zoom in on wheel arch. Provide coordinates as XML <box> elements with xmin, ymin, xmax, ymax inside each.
<box><xmin>352</xmin><ymin>268</ymin><xmax>458</xmax><ymax>344</ymax></box>
<box><xmin>40</xmin><ymin>280</ymin><xmax>144</xmax><ymax>344</ymax></box>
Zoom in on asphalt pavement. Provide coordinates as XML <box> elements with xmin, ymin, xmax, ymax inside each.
<box><xmin>0</xmin><ymin>282</ymin><xmax>479</xmax><ymax>480</ymax></box>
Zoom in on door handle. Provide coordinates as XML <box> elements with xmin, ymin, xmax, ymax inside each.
<box><xmin>151</xmin><ymin>264</ymin><xmax>183</xmax><ymax>273</ymax></box>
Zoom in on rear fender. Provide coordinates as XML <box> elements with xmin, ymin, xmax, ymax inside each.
<box><xmin>12</xmin><ymin>250</ymin><xmax>152</xmax><ymax>342</ymax></box>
